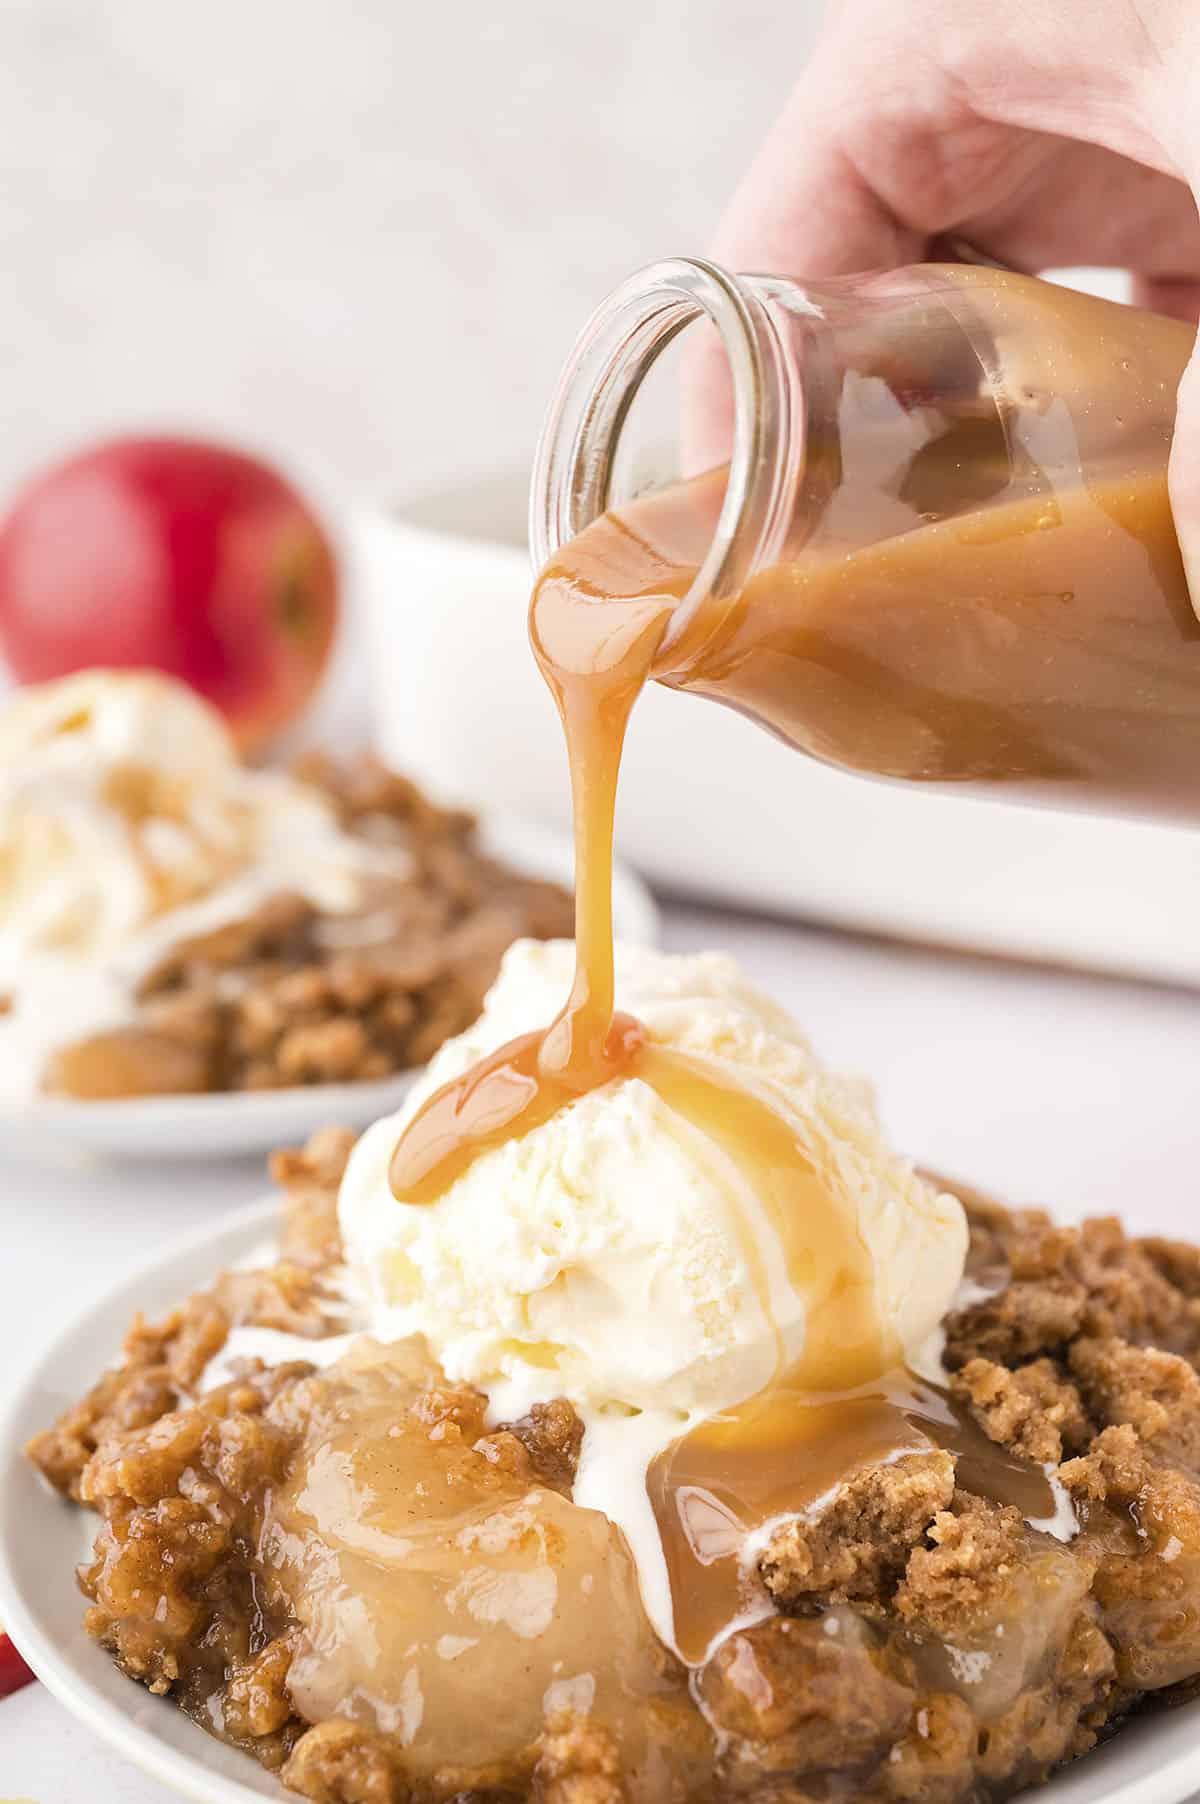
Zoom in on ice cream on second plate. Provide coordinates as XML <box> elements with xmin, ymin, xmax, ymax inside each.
<box><xmin>0</xmin><ymin>670</ymin><xmax>389</xmax><ymax>1104</ymax></box>
<box><xmin>339</xmin><ymin>937</ymin><xmax>968</xmax><ymax>1647</ymax></box>
<box><xmin>0</xmin><ymin>669</ymin><xmax>359</xmax><ymax>954</ymax></box>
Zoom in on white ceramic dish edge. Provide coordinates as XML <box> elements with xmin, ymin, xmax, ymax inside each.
<box><xmin>0</xmin><ymin>1198</ymin><xmax>286</xmax><ymax>1801</ymax></box>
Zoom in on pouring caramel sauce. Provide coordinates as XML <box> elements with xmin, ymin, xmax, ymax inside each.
<box><xmin>378</xmin><ymin>317</ymin><xmax>1198</xmax><ymax>1652</ymax></box>
<box><xmin>392</xmin><ymin>266</ymin><xmax>1198</xmax><ymax>1208</ymax></box>
<box><xmin>386</xmin><ymin>458</ymin><xmax>1075</xmax><ymax>1652</ymax></box>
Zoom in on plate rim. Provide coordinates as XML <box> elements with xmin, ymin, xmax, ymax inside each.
<box><xmin>0</xmin><ymin>1196</ymin><xmax>287</xmax><ymax>1803</ymax></box>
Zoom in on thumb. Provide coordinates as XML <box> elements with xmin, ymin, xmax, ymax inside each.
<box><xmin>1166</xmin><ymin>293</ymin><xmax>1200</xmax><ymax>621</ymax></box>
<box><xmin>1147</xmin><ymin>21</ymin><xmax>1200</xmax><ymax>619</ymax></box>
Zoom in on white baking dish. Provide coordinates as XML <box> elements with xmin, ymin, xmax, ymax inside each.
<box><xmin>351</xmin><ymin>470</ymin><xmax>1200</xmax><ymax>988</ymax></box>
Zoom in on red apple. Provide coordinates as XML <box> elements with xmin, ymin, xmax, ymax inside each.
<box><xmin>0</xmin><ymin>435</ymin><xmax>339</xmax><ymax>753</ymax></box>
<box><xmin>0</xmin><ymin>1626</ymin><xmax>35</xmax><ymax>1698</ymax></box>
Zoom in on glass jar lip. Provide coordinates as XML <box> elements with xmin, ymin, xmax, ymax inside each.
<box><xmin>528</xmin><ymin>256</ymin><xmax>786</xmax><ymax>659</ymax></box>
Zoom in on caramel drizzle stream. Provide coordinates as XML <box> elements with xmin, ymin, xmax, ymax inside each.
<box><xmin>388</xmin><ymin>491</ymin><xmax>1056</xmax><ymax>1661</ymax></box>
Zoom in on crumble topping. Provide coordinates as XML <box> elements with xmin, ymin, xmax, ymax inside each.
<box><xmin>950</xmin><ymin>1358</ymin><xmax>1092</xmax><ymax>1466</ymax></box>
<box><xmin>758</xmin><ymin>1451</ymin><xmax>956</xmax><ymax>1610</ymax></box>
<box><xmin>28</xmin><ymin>1161</ymin><xmax>1200</xmax><ymax>1801</ymax></box>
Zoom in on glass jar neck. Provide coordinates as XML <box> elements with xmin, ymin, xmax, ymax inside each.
<box><xmin>528</xmin><ymin>257</ymin><xmax>806</xmax><ymax>662</ymax></box>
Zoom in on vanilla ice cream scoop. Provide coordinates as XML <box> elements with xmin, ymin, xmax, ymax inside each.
<box><xmin>0</xmin><ymin>669</ymin><xmax>355</xmax><ymax>956</ymax></box>
<box><xmin>0</xmin><ymin>670</ymin><xmax>389</xmax><ymax>1104</ymax></box>
<box><xmin>339</xmin><ymin>940</ymin><xmax>967</xmax><ymax>1647</ymax></box>
<box><xmin>341</xmin><ymin>939</ymin><xmax>966</xmax><ymax>1414</ymax></box>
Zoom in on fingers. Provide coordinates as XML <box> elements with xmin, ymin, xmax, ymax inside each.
<box><xmin>688</xmin><ymin>0</ymin><xmax>1200</xmax><ymax>620</ymax></box>
<box><xmin>710</xmin><ymin>0</ymin><xmax>1200</xmax><ymax>285</ymax></box>
<box><xmin>965</xmin><ymin>141</ymin><xmax>1200</xmax><ymax>281</ymax></box>
<box><xmin>711</xmin><ymin>25</ymin><xmax>926</xmax><ymax>278</ymax></box>
<box><xmin>686</xmin><ymin>10</ymin><xmax>926</xmax><ymax>473</ymax></box>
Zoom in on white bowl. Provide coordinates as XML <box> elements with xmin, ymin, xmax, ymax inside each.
<box><xmin>2</xmin><ymin>1198</ymin><xmax>1200</xmax><ymax>1804</ymax></box>
<box><xmin>0</xmin><ymin>816</ymin><xmax>658</xmax><ymax>1161</ymax></box>
<box><xmin>353</xmin><ymin>473</ymin><xmax>1200</xmax><ymax>990</ymax></box>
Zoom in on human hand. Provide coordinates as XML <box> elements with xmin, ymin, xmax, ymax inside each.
<box><xmin>706</xmin><ymin>0</ymin><xmax>1200</xmax><ymax>604</ymax></box>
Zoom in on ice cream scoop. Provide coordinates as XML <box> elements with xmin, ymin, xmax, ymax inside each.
<box><xmin>0</xmin><ymin>669</ymin><xmax>383</xmax><ymax>1103</ymax></box>
<box><xmin>0</xmin><ymin>669</ymin><xmax>354</xmax><ymax>956</ymax></box>
<box><xmin>339</xmin><ymin>939</ymin><xmax>967</xmax><ymax>1644</ymax></box>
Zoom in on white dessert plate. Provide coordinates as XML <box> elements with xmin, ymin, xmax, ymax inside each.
<box><xmin>0</xmin><ymin>818</ymin><xmax>658</xmax><ymax>1161</ymax></box>
<box><xmin>2</xmin><ymin>1203</ymin><xmax>1200</xmax><ymax>1804</ymax></box>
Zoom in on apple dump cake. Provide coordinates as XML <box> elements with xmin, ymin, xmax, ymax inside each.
<box><xmin>0</xmin><ymin>671</ymin><xmax>572</xmax><ymax>1101</ymax></box>
<box><xmin>28</xmin><ymin>943</ymin><xmax>1200</xmax><ymax>1804</ymax></box>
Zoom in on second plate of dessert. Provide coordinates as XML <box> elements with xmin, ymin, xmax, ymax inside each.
<box><xmin>0</xmin><ymin>671</ymin><xmax>658</xmax><ymax>1158</ymax></box>
<box><xmin>1</xmin><ymin>815</ymin><xmax>658</xmax><ymax>1159</ymax></box>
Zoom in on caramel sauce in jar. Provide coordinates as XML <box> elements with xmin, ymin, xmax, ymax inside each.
<box><xmin>386</xmin><ymin>482</ymin><xmax>1063</xmax><ymax>1661</ymax></box>
<box><xmin>385</xmin><ymin>263</ymin><xmax>1180</xmax><ymax>1660</ymax></box>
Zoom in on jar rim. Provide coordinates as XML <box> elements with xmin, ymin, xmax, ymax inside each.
<box><xmin>528</xmin><ymin>256</ymin><xmax>792</xmax><ymax>657</ymax></box>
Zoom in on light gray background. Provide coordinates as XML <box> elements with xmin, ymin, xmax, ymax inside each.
<box><xmin>0</xmin><ymin>0</ymin><xmax>828</xmax><ymax>506</ymax></box>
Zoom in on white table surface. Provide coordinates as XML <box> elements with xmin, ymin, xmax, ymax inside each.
<box><xmin>3</xmin><ymin>897</ymin><xmax>1199</xmax><ymax>1802</ymax></box>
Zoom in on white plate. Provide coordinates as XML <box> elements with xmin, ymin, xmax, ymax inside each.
<box><xmin>0</xmin><ymin>817</ymin><xmax>659</xmax><ymax>1161</ymax></box>
<box><xmin>2</xmin><ymin>1203</ymin><xmax>1200</xmax><ymax>1804</ymax></box>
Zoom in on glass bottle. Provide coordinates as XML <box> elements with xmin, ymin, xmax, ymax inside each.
<box><xmin>529</xmin><ymin>258</ymin><xmax>1198</xmax><ymax>819</ymax></box>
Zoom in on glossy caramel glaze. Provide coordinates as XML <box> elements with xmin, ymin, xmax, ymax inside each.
<box><xmin>384</xmin><ymin>273</ymin><xmax>1185</xmax><ymax>1660</ymax></box>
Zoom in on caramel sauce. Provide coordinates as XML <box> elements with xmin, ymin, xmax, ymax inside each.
<box><xmin>683</xmin><ymin>468</ymin><xmax>1198</xmax><ymax>810</ymax></box>
<box><xmin>387</xmin><ymin>494</ymin><xmax>921</xmax><ymax>1656</ymax></box>
<box><xmin>385</xmin><ymin>320</ymin><xmax>1185</xmax><ymax>1654</ymax></box>
<box><xmin>387</xmin><ymin>499</ymin><xmax>890</xmax><ymax>1420</ymax></box>
<box><xmin>388</xmin><ymin>583</ymin><xmax>674</xmax><ymax>1202</ymax></box>
<box><xmin>650</xmin><ymin>1368</ymin><xmax>1058</xmax><ymax>1665</ymax></box>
